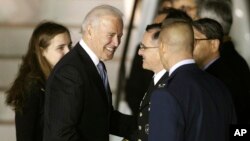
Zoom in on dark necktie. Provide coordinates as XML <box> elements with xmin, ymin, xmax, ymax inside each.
<box><xmin>97</xmin><ymin>61</ymin><xmax>110</xmax><ymax>95</ymax></box>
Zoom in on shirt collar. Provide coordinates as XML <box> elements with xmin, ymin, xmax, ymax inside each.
<box><xmin>79</xmin><ymin>39</ymin><xmax>100</xmax><ymax>66</ymax></box>
<box><xmin>154</xmin><ymin>69</ymin><xmax>167</xmax><ymax>85</ymax></box>
<box><xmin>169</xmin><ymin>59</ymin><xmax>195</xmax><ymax>76</ymax></box>
<box><xmin>203</xmin><ymin>56</ymin><xmax>220</xmax><ymax>70</ymax></box>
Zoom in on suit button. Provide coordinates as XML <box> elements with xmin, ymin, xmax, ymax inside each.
<box><xmin>148</xmin><ymin>107</ymin><xmax>150</xmax><ymax>111</ymax></box>
<box><xmin>139</xmin><ymin>112</ymin><xmax>143</xmax><ymax>117</ymax></box>
<box><xmin>138</xmin><ymin>125</ymin><xmax>142</xmax><ymax>130</ymax></box>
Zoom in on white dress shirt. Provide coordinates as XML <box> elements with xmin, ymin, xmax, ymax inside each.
<box><xmin>169</xmin><ymin>59</ymin><xmax>195</xmax><ymax>76</ymax></box>
<box><xmin>79</xmin><ymin>39</ymin><xmax>100</xmax><ymax>67</ymax></box>
<box><xmin>153</xmin><ymin>69</ymin><xmax>167</xmax><ymax>85</ymax></box>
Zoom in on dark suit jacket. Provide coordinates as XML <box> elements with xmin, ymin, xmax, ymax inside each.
<box><xmin>43</xmin><ymin>43</ymin><xmax>135</xmax><ymax>141</ymax></box>
<box><xmin>16</xmin><ymin>81</ymin><xmax>45</xmax><ymax>141</ymax></box>
<box><xmin>206</xmin><ymin>57</ymin><xmax>250</xmax><ymax>123</ymax></box>
<box><xmin>136</xmin><ymin>72</ymin><xmax>168</xmax><ymax>141</ymax></box>
<box><xmin>220</xmin><ymin>41</ymin><xmax>250</xmax><ymax>87</ymax></box>
<box><xmin>148</xmin><ymin>63</ymin><xmax>236</xmax><ymax>141</ymax></box>
<box><xmin>220</xmin><ymin>41</ymin><xmax>250</xmax><ymax>123</ymax></box>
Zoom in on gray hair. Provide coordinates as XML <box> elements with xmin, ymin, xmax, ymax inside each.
<box><xmin>198</xmin><ymin>1</ymin><xmax>232</xmax><ymax>35</ymax></box>
<box><xmin>81</xmin><ymin>5</ymin><xmax>123</xmax><ymax>33</ymax></box>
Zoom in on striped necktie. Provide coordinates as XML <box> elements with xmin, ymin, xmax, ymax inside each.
<box><xmin>97</xmin><ymin>61</ymin><xmax>110</xmax><ymax>95</ymax></box>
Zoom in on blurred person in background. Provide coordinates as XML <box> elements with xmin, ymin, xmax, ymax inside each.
<box><xmin>172</xmin><ymin>0</ymin><xmax>204</xmax><ymax>19</ymax></box>
<box><xmin>5</xmin><ymin>21</ymin><xmax>72</xmax><ymax>141</ymax></box>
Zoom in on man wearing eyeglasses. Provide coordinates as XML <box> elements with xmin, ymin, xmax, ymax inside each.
<box><xmin>193</xmin><ymin>18</ymin><xmax>249</xmax><ymax>124</ymax></box>
<box><xmin>125</xmin><ymin>8</ymin><xmax>193</xmax><ymax>121</ymax></box>
<box><xmin>197</xmin><ymin>1</ymin><xmax>250</xmax><ymax>124</ymax></box>
<box><xmin>192</xmin><ymin>18</ymin><xmax>224</xmax><ymax>70</ymax></box>
<box><xmin>134</xmin><ymin>22</ymin><xmax>169</xmax><ymax>141</ymax></box>
<box><xmin>125</xmin><ymin>9</ymin><xmax>193</xmax><ymax>141</ymax></box>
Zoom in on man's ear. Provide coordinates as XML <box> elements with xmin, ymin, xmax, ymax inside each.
<box><xmin>211</xmin><ymin>39</ymin><xmax>220</xmax><ymax>53</ymax></box>
<box><xmin>160</xmin><ymin>42</ymin><xmax>167</xmax><ymax>53</ymax></box>
<box><xmin>87</xmin><ymin>25</ymin><xmax>93</xmax><ymax>39</ymax></box>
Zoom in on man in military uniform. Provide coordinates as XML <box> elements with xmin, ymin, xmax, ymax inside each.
<box><xmin>132</xmin><ymin>9</ymin><xmax>193</xmax><ymax>141</ymax></box>
<box><xmin>135</xmin><ymin>23</ymin><xmax>168</xmax><ymax>141</ymax></box>
<box><xmin>147</xmin><ymin>17</ymin><xmax>236</xmax><ymax>141</ymax></box>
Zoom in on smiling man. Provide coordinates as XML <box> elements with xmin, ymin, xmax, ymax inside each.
<box><xmin>136</xmin><ymin>23</ymin><xmax>168</xmax><ymax>141</ymax></box>
<box><xmin>43</xmin><ymin>5</ymin><xmax>136</xmax><ymax>141</ymax></box>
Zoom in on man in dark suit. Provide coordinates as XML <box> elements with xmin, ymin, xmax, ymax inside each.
<box><xmin>148</xmin><ymin>18</ymin><xmax>236</xmax><ymax>141</ymax></box>
<box><xmin>43</xmin><ymin>5</ymin><xmax>135</xmax><ymax>141</ymax></box>
<box><xmin>198</xmin><ymin>1</ymin><xmax>250</xmax><ymax>123</ymax></box>
<box><xmin>192</xmin><ymin>18</ymin><xmax>250</xmax><ymax>124</ymax></box>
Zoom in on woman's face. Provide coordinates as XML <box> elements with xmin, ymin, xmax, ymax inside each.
<box><xmin>42</xmin><ymin>32</ymin><xmax>72</xmax><ymax>67</ymax></box>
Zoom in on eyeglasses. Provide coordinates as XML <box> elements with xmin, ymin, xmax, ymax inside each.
<box><xmin>195</xmin><ymin>38</ymin><xmax>210</xmax><ymax>41</ymax></box>
<box><xmin>139</xmin><ymin>43</ymin><xmax>158</xmax><ymax>50</ymax></box>
<box><xmin>195</xmin><ymin>38</ymin><xmax>218</xmax><ymax>43</ymax></box>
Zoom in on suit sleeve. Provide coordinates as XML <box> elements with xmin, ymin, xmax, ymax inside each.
<box><xmin>149</xmin><ymin>88</ymin><xmax>184</xmax><ymax>141</ymax></box>
<box><xmin>110</xmin><ymin>110</ymin><xmax>137</xmax><ymax>138</ymax></box>
<box><xmin>44</xmin><ymin>65</ymin><xmax>83</xmax><ymax>141</ymax></box>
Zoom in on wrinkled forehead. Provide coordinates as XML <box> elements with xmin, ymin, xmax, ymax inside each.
<box><xmin>98</xmin><ymin>16</ymin><xmax>123</xmax><ymax>34</ymax></box>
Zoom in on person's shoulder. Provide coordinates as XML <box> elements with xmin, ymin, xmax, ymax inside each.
<box><xmin>150</xmin><ymin>87</ymin><xmax>180</xmax><ymax>108</ymax></box>
<box><xmin>22</xmin><ymin>79</ymin><xmax>45</xmax><ymax>107</ymax></box>
<box><xmin>151</xmin><ymin>86</ymin><xmax>170</xmax><ymax>99</ymax></box>
<box><xmin>25</xmin><ymin>78</ymin><xmax>44</xmax><ymax>93</ymax></box>
<box><xmin>53</xmin><ymin>47</ymin><xmax>83</xmax><ymax>72</ymax></box>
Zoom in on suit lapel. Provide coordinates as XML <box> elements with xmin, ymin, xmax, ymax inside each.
<box><xmin>75</xmin><ymin>44</ymin><xmax>110</xmax><ymax>105</ymax></box>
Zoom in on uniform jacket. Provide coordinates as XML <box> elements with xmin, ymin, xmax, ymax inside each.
<box><xmin>125</xmin><ymin>44</ymin><xmax>154</xmax><ymax>115</ymax></box>
<box><xmin>136</xmin><ymin>72</ymin><xmax>169</xmax><ymax>141</ymax></box>
<box><xmin>148</xmin><ymin>63</ymin><xmax>236</xmax><ymax>141</ymax></box>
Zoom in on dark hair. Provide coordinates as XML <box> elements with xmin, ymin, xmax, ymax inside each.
<box><xmin>160</xmin><ymin>8</ymin><xmax>193</xmax><ymax>34</ymax></box>
<box><xmin>6</xmin><ymin>21</ymin><xmax>71</xmax><ymax>112</ymax></box>
<box><xmin>153</xmin><ymin>8</ymin><xmax>193</xmax><ymax>29</ymax></box>
<box><xmin>146</xmin><ymin>23</ymin><xmax>162</xmax><ymax>31</ymax></box>
<box><xmin>193</xmin><ymin>18</ymin><xmax>224</xmax><ymax>42</ymax></box>
<box><xmin>145</xmin><ymin>23</ymin><xmax>161</xmax><ymax>40</ymax></box>
<box><xmin>198</xmin><ymin>1</ymin><xmax>232</xmax><ymax>35</ymax></box>
<box><xmin>161</xmin><ymin>8</ymin><xmax>193</xmax><ymax>23</ymax></box>
<box><xmin>146</xmin><ymin>8</ymin><xmax>193</xmax><ymax>40</ymax></box>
